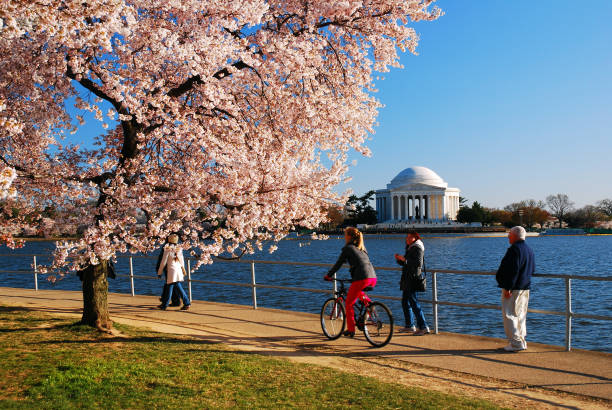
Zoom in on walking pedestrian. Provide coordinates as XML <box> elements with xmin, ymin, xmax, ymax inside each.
<box><xmin>395</xmin><ymin>231</ymin><xmax>429</xmax><ymax>335</ymax></box>
<box><xmin>496</xmin><ymin>226</ymin><xmax>535</xmax><ymax>352</ymax></box>
<box><xmin>156</xmin><ymin>238</ymin><xmax>181</xmax><ymax>307</ymax></box>
<box><xmin>324</xmin><ymin>227</ymin><xmax>377</xmax><ymax>338</ymax></box>
<box><xmin>157</xmin><ymin>234</ymin><xmax>191</xmax><ymax>311</ymax></box>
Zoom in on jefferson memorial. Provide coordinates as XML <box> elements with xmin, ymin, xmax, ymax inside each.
<box><xmin>375</xmin><ymin>166</ymin><xmax>460</xmax><ymax>223</ymax></box>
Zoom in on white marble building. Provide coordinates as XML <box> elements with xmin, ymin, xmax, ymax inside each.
<box><xmin>375</xmin><ymin>166</ymin><xmax>460</xmax><ymax>223</ymax></box>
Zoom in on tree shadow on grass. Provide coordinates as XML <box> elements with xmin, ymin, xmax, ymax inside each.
<box><xmin>0</xmin><ymin>306</ymin><xmax>69</xmax><ymax>333</ymax></box>
<box><xmin>0</xmin><ymin>306</ymin><xmax>34</xmax><ymax>314</ymax></box>
<box><xmin>0</xmin><ymin>320</ymin><xmax>81</xmax><ymax>333</ymax></box>
<box><xmin>34</xmin><ymin>335</ymin><xmax>219</xmax><ymax>346</ymax></box>
<box><xmin>0</xmin><ymin>327</ymin><xmax>45</xmax><ymax>333</ymax></box>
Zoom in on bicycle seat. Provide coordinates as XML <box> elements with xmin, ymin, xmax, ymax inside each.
<box><xmin>362</xmin><ymin>286</ymin><xmax>374</xmax><ymax>292</ymax></box>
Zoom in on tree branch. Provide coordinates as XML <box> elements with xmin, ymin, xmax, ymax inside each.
<box><xmin>66</xmin><ymin>65</ymin><xmax>126</xmax><ymax>115</ymax></box>
<box><xmin>214</xmin><ymin>249</ymin><xmax>247</xmax><ymax>260</ymax></box>
<box><xmin>0</xmin><ymin>156</ymin><xmax>35</xmax><ymax>180</ymax></box>
<box><xmin>167</xmin><ymin>61</ymin><xmax>252</xmax><ymax>99</ymax></box>
<box><xmin>2</xmin><ymin>154</ymin><xmax>115</xmax><ymax>185</ymax></box>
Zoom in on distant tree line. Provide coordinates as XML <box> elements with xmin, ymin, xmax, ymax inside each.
<box><xmin>457</xmin><ymin>194</ymin><xmax>612</xmax><ymax>229</ymax></box>
<box><xmin>320</xmin><ymin>192</ymin><xmax>612</xmax><ymax>230</ymax></box>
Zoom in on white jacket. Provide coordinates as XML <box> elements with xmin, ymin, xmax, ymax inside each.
<box><xmin>157</xmin><ymin>246</ymin><xmax>185</xmax><ymax>284</ymax></box>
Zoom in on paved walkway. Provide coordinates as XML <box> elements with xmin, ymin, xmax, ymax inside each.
<box><xmin>1</xmin><ymin>287</ymin><xmax>610</xmax><ymax>408</ymax></box>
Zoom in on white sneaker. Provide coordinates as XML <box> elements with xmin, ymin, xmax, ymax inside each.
<box><xmin>503</xmin><ymin>343</ymin><xmax>526</xmax><ymax>352</ymax></box>
<box><xmin>413</xmin><ymin>328</ymin><xmax>430</xmax><ymax>336</ymax></box>
<box><xmin>400</xmin><ymin>326</ymin><xmax>416</xmax><ymax>333</ymax></box>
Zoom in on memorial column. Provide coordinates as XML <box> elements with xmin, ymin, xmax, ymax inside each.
<box><xmin>434</xmin><ymin>195</ymin><xmax>438</xmax><ymax>220</ymax></box>
<box><xmin>383</xmin><ymin>196</ymin><xmax>387</xmax><ymax>220</ymax></box>
<box><xmin>432</xmin><ymin>195</ymin><xmax>436</xmax><ymax>221</ymax></box>
<box><xmin>442</xmin><ymin>194</ymin><xmax>447</xmax><ymax>221</ymax></box>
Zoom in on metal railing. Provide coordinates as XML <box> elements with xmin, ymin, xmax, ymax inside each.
<box><xmin>1</xmin><ymin>253</ymin><xmax>611</xmax><ymax>351</ymax></box>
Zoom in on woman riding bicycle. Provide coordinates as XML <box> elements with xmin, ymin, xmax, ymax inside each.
<box><xmin>324</xmin><ymin>227</ymin><xmax>377</xmax><ymax>338</ymax></box>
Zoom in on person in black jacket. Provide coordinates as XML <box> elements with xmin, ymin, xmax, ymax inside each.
<box><xmin>496</xmin><ymin>226</ymin><xmax>535</xmax><ymax>352</ymax></box>
<box><xmin>324</xmin><ymin>227</ymin><xmax>377</xmax><ymax>338</ymax></box>
<box><xmin>395</xmin><ymin>231</ymin><xmax>429</xmax><ymax>335</ymax></box>
<box><xmin>157</xmin><ymin>239</ymin><xmax>181</xmax><ymax>307</ymax></box>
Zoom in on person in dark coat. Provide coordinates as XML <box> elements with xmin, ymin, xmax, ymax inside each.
<box><xmin>324</xmin><ymin>227</ymin><xmax>377</xmax><ymax>338</ymax></box>
<box><xmin>496</xmin><ymin>226</ymin><xmax>535</xmax><ymax>352</ymax></box>
<box><xmin>395</xmin><ymin>231</ymin><xmax>429</xmax><ymax>335</ymax></box>
<box><xmin>157</xmin><ymin>239</ymin><xmax>181</xmax><ymax>307</ymax></box>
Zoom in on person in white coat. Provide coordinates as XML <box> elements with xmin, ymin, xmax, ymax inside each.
<box><xmin>157</xmin><ymin>234</ymin><xmax>191</xmax><ymax>310</ymax></box>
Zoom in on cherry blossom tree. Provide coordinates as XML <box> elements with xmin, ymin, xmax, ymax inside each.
<box><xmin>0</xmin><ymin>1</ymin><xmax>441</xmax><ymax>330</ymax></box>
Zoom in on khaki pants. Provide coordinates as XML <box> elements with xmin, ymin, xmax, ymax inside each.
<box><xmin>501</xmin><ymin>289</ymin><xmax>529</xmax><ymax>349</ymax></box>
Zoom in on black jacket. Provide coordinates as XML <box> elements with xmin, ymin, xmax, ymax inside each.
<box><xmin>496</xmin><ymin>240</ymin><xmax>535</xmax><ymax>290</ymax></box>
<box><xmin>328</xmin><ymin>244</ymin><xmax>376</xmax><ymax>281</ymax></box>
<box><xmin>156</xmin><ymin>249</ymin><xmax>167</xmax><ymax>276</ymax></box>
<box><xmin>396</xmin><ymin>242</ymin><xmax>424</xmax><ymax>291</ymax></box>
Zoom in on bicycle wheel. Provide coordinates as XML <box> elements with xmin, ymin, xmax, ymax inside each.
<box><xmin>363</xmin><ymin>301</ymin><xmax>394</xmax><ymax>348</ymax></box>
<box><xmin>320</xmin><ymin>298</ymin><xmax>346</xmax><ymax>340</ymax></box>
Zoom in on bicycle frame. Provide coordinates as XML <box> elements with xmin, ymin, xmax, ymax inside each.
<box><xmin>329</xmin><ymin>279</ymin><xmax>369</xmax><ymax>325</ymax></box>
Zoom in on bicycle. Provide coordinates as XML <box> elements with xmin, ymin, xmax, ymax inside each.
<box><xmin>320</xmin><ymin>279</ymin><xmax>394</xmax><ymax>348</ymax></box>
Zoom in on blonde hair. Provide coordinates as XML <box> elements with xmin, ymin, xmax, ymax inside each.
<box><xmin>167</xmin><ymin>234</ymin><xmax>179</xmax><ymax>244</ymax></box>
<box><xmin>345</xmin><ymin>227</ymin><xmax>366</xmax><ymax>252</ymax></box>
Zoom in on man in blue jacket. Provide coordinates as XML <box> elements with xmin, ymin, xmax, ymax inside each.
<box><xmin>496</xmin><ymin>226</ymin><xmax>535</xmax><ymax>352</ymax></box>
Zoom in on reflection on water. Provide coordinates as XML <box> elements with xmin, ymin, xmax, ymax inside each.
<box><xmin>2</xmin><ymin>235</ymin><xmax>611</xmax><ymax>352</ymax></box>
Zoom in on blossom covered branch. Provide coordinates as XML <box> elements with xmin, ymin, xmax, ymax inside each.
<box><xmin>0</xmin><ymin>0</ymin><xmax>441</xmax><ymax>272</ymax></box>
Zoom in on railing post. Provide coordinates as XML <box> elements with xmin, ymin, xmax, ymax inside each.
<box><xmin>565</xmin><ymin>277</ymin><xmax>572</xmax><ymax>351</ymax></box>
<box><xmin>33</xmin><ymin>255</ymin><xmax>38</xmax><ymax>291</ymax></box>
<box><xmin>129</xmin><ymin>257</ymin><xmax>135</xmax><ymax>296</ymax></box>
<box><xmin>187</xmin><ymin>259</ymin><xmax>192</xmax><ymax>302</ymax></box>
<box><xmin>251</xmin><ymin>261</ymin><xmax>257</xmax><ymax>309</ymax></box>
<box><xmin>333</xmin><ymin>278</ymin><xmax>338</xmax><ymax>316</ymax></box>
<box><xmin>432</xmin><ymin>272</ymin><xmax>439</xmax><ymax>334</ymax></box>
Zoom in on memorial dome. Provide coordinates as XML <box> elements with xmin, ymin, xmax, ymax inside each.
<box><xmin>388</xmin><ymin>166</ymin><xmax>448</xmax><ymax>189</ymax></box>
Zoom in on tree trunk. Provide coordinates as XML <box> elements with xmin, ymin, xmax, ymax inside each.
<box><xmin>79</xmin><ymin>260</ymin><xmax>112</xmax><ymax>331</ymax></box>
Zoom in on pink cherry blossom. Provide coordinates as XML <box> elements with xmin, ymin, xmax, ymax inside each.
<box><xmin>0</xmin><ymin>0</ymin><xmax>441</xmax><ymax>273</ymax></box>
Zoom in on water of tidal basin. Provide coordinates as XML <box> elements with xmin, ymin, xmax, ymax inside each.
<box><xmin>3</xmin><ymin>234</ymin><xmax>611</xmax><ymax>352</ymax></box>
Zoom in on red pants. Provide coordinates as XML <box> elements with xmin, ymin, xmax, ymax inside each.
<box><xmin>346</xmin><ymin>278</ymin><xmax>377</xmax><ymax>332</ymax></box>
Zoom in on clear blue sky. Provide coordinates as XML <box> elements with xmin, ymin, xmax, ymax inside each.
<box><xmin>343</xmin><ymin>0</ymin><xmax>612</xmax><ymax>209</ymax></box>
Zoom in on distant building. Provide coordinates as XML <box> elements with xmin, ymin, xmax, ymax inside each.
<box><xmin>375</xmin><ymin>166</ymin><xmax>460</xmax><ymax>223</ymax></box>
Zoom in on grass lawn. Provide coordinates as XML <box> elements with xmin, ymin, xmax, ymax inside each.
<box><xmin>0</xmin><ymin>306</ymin><xmax>500</xmax><ymax>409</ymax></box>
